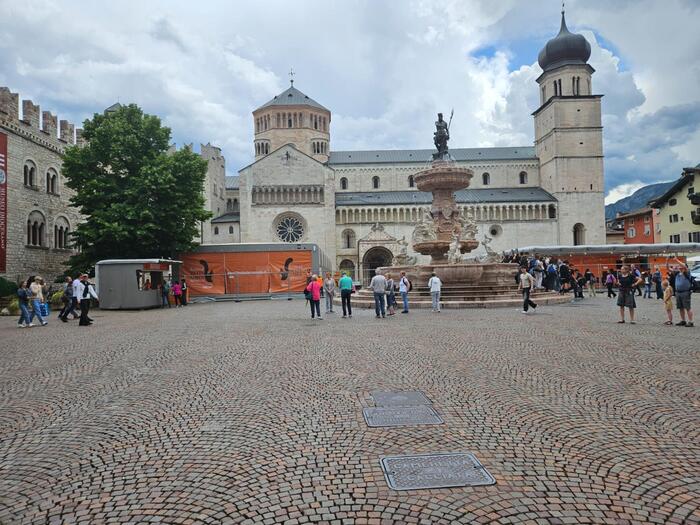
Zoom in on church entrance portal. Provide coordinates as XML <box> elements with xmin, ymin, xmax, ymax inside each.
<box><xmin>362</xmin><ymin>246</ymin><xmax>393</xmax><ymax>285</ymax></box>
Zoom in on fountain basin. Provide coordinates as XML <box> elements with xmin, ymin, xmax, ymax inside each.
<box><xmin>414</xmin><ymin>163</ymin><xmax>474</xmax><ymax>192</ymax></box>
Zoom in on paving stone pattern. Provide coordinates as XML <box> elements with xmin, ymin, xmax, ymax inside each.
<box><xmin>1</xmin><ymin>296</ymin><xmax>699</xmax><ymax>524</ymax></box>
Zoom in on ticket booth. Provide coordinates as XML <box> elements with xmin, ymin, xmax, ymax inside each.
<box><xmin>95</xmin><ymin>259</ymin><xmax>181</xmax><ymax>309</ymax></box>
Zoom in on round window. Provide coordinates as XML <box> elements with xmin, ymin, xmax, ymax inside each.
<box><xmin>276</xmin><ymin>215</ymin><xmax>304</xmax><ymax>243</ymax></box>
<box><xmin>489</xmin><ymin>224</ymin><xmax>503</xmax><ymax>237</ymax></box>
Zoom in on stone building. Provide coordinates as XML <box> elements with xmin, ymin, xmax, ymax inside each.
<box><xmin>0</xmin><ymin>87</ymin><xmax>82</xmax><ymax>284</ymax></box>
<box><xmin>649</xmin><ymin>165</ymin><xmax>700</xmax><ymax>244</ymax></box>
<box><xmin>220</xmin><ymin>11</ymin><xmax>606</xmax><ymax>281</ymax></box>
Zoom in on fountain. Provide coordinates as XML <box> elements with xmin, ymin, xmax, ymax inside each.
<box><xmin>346</xmin><ymin>112</ymin><xmax>569</xmax><ymax>309</ymax></box>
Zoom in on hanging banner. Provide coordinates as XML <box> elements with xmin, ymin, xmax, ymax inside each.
<box><xmin>0</xmin><ymin>132</ymin><xmax>7</xmax><ymax>273</ymax></box>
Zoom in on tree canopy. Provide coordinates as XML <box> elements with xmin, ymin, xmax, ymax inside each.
<box><xmin>62</xmin><ymin>104</ymin><xmax>211</xmax><ymax>272</ymax></box>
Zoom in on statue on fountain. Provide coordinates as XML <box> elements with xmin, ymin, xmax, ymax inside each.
<box><xmin>432</xmin><ymin>111</ymin><xmax>452</xmax><ymax>161</ymax></box>
<box><xmin>412</xmin><ymin>209</ymin><xmax>438</xmax><ymax>244</ymax></box>
<box><xmin>392</xmin><ymin>236</ymin><xmax>417</xmax><ymax>266</ymax></box>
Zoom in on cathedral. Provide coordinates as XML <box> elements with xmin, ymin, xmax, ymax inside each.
<box><xmin>211</xmin><ymin>11</ymin><xmax>605</xmax><ymax>282</ymax></box>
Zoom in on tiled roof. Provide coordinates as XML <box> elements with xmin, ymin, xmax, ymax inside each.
<box><xmin>328</xmin><ymin>147</ymin><xmax>536</xmax><ymax>165</ymax></box>
<box><xmin>335</xmin><ymin>188</ymin><xmax>556</xmax><ymax>206</ymax></box>
<box><xmin>211</xmin><ymin>212</ymin><xmax>240</xmax><ymax>224</ymax></box>
<box><xmin>255</xmin><ymin>85</ymin><xmax>328</xmax><ymax>112</ymax></box>
<box><xmin>225</xmin><ymin>175</ymin><xmax>240</xmax><ymax>190</ymax></box>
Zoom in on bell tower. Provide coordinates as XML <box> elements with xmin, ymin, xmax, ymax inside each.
<box><xmin>534</xmin><ymin>9</ymin><xmax>605</xmax><ymax>245</ymax></box>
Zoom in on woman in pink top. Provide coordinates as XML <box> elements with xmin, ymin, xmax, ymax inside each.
<box><xmin>172</xmin><ymin>281</ymin><xmax>182</xmax><ymax>307</ymax></box>
<box><xmin>305</xmin><ymin>274</ymin><xmax>322</xmax><ymax>319</ymax></box>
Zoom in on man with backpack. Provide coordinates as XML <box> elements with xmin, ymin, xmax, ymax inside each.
<box><xmin>668</xmin><ymin>259</ymin><xmax>694</xmax><ymax>327</ymax></box>
<box><xmin>399</xmin><ymin>271</ymin><xmax>411</xmax><ymax>313</ymax></box>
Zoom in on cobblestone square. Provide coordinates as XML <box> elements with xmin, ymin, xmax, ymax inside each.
<box><xmin>1</xmin><ymin>296</ymin><xmax>699</xmax><ymax>524</ymax></box>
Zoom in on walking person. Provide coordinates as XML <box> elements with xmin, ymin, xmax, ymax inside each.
<box><xmin>72</xmin><ymin>275</ymin><xmax>82</xmax><ymax>317</ymax></box>
<box><xmin>28</xmin><ymin>276</ymin><xmax>48</xmax><ymax>326</ymax></box>
<box><xmin>58</xmin><ymin>276</ymin><xmax>78</xmax><ymax>322</ymax></box>
<box><xmin>668</xmin><ymin>258</ymin><xmax>694</xmax><ymax>327</ymax></box>
<box><xmin>305</xmin><ymin>274</ymin><xmax>322</xmax><ymax>319</ymax></box>
<box><xmin>370</xmin><ymin>271</ymin><xmax>387</xmax><ymax>318</ymax></box>
<box><xmin>323</xmin><ymin>272</ymin><xmax>336</xmax><ymax>314</ymax></box>
<box><xmin>631</xmin><ymin>264</ymin><xmax>642</xmax><ymax>296</ymax></box>
<box><xmin>399</xmin><ymin>271</ymin><xmax>410</xmax><ymax>313</ymax></box>
<box><xmin>385</xmin><ymin>274</ymin><xmax>396</xmax><ymax>316</ymax></box>
<box><xmin>616</xmin><ymin>265</ymin><xmax>643</xmax><ymax>324</ymax></box>
<box><xmin>76</xmin><ymin>274</ymin><xmax>99</xmax><ymax>326</ymax></box>
<box><xmin>172</xmin><ymin>281</ymin><xmax>182</xmax><ymax>307</ymax></box>
<box><xmin>605</xmin><ymin>269</ymin><xmax>617</xmax><ymax>298</ymax></box>
<box><xmin>160</xmin><ymin>279</ymin><xmax>171</xmax><ymax>308</ymax></box>
<box><xmin>584</xmin><ymin>268</ymin><xmax>596</xmax><ymax>298</ymax></box>
<box><xmin>518</xmin><ymin>266</ymin><xmax>538</xmax><ymax>313</ymax></box>
<box><xmin>16</xmin><ymin>281</ymin><xmax>32</xmax><ymax>328</ymax></box>
<box><xmin>339</xmin><ymin>271</ymin><xmax>353</xmax><ymax>318</ymax></box>
<box><xmin>662</xmin><ymin>279</ymin><xmax>674</xmax><ymax>325</ymax></box>
<box><xmin>181</xmin><ymin>279</ymin><xmax>188</xmax><ymax>306</ymax></box>
<box><xmin>428</xmin><ymin>272</ymin><xmax>442</xmax><ymax>313</ymax></box>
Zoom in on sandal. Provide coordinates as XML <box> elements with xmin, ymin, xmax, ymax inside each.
<box><xmin>617</xmin><ymin>320</ymin><xmax>625</xmax><ymax>323</ymax></box>
<box><xmin>630</xmin><ymin>321</ymin><xmax>636</xmax><ymax>325</ymax></box>
<box><xmin>663</xmin><ymin>321</ymin><xmax>673</xmax><ymax>325</ymax></box>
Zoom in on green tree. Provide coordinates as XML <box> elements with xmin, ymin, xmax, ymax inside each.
<box><xmin>62</xmin><ymin>104</ymin><xmax>211</xmax><ymax>272</ymax></box>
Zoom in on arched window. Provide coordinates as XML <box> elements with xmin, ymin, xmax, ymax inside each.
<box><xmin>46</xmin><ymin>169</ymin><xmax>58</xmax><ymax>193</ymax></box>
<box><xmin>408</xmin><ymin>175</ymin><xmax>415</xmax><ymax>188</ymax></box>
<box><xmin>227</xmin><ymin>199</ymin><xmax>233</xmax><ymax>211</ymax></box>
<box><xmin>214</xmin><ymin>226</ymin><xmax>219</xmax><ymax>235</ymax></box>
<box><xmin>314</xmin><ymin>115</ymin><xmax>318</xmax><ymax>130</ymax></box>
<box><xmin>482</xmin><ymin>172</ymin><xmax>490</xmax><ymax>185</ymax></box>
<box><xmin>26</xmin><ymin>210</ymin><xmax>46</xmax><ymax>247</ymax></box>
<box><xmin>573</xmin><ymin>223</ymin><xmax>585</xmax><ymax>245</ymax></box>
<box><xmin>548</xmin><ymin>204</ymin><xmax>557</xmax><ymax>219</ymax></box>
<box><xmin>264</xmin><ymin>143</ymin><xmax>269</xmax><ymax>154</ymax></box>
<box><xmin>229</xmin><ymin>226</ymin><xmax>234</xmax><ymax>234</ymax></box>
<box><xmin>340</xmin><ymin>177</ymin><xmax>348</xmax><ymax>190</ymax></box>
<box><xmin>287</xmin><ymin>115</ymin><xmax>292</xmax><ymax>128</ymax></box>
<box><xmin>312</xmin><ymin>142</ymin><xmax>317</xmax><ymax>154</ymax></box>
<box><xmin>372</xmin><ymin>176</ymin><xmax>380</xmax><ymax>189</ymax></box>
<box><xmin>53</xmin><ymin>216</ymin><xmax>70</xmax><ymax>249</ymax></box>
<box><xmin>339</xmin><ymin>259</ymin><xmax>355</xmax><ymax>279</ymax></box>
<box><xmin>24</xmin><ymin>160</ymin><xmax>36</xmax><ymax>187</ymax></box>
<box><xmin>342</xmin><ymin>229</ymin><xmax>356</xmax><ymax>249</ymax></box>
<box><xmin>233</xmin><ymin>198</ymin><xmax>239</xmax><ymax>212</ymax></box>
<box><xmin>519</xmin><ymin>171</ymin><xmax>527</xmax><ymax>185</ymax></box>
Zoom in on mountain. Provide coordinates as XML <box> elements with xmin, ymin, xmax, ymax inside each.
<box><xmin>605</xmin><ymin>181</ymin><xmax>675</xmax><ymax>219</ymax></box>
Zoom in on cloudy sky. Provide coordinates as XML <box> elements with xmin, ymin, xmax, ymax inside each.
<box><xmin>1</xmin><ymin>0</ymin><xmax>698</xmax><ymax>203</ymax></box>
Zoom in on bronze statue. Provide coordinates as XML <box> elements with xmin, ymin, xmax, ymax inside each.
<box><xmin>433</xmin><ymin>111</ymin><xmax>452</xmax><ymax>160</ymax></box>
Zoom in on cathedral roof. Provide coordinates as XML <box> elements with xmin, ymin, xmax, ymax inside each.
<box><xmin>255</xmin><ymin>85</ymin><xmax>329</xmax><ymax>112</ymax></box>
<box><xmin>336</xmin><ymin>187</ymin><xmax>556</xmax><ymax>206</ymax></box>
<box><xmin>328</xmin><ymin>146</ymin><xmax>536</xmax><ymax>165</ymax></box>
<box><xmin>537</xmin><ymin>11</ymin><xmax>591</xmax><ymax>72</ymax></box>
<box><xmin>225</xmin><ymin>175</ymin><xmax>240</xmax><ymax>189</ymax></box>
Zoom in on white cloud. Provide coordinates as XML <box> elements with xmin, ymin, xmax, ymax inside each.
<box><xmin>605</xmin><ymin>182</ymin><xmax>646</xmax><ymax>205</ymax></box>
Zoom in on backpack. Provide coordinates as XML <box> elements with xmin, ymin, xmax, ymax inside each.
<box><xmin>547</xmin><ymin>264</ymin><xmax>557</xmax><ymax>274</ymax></box>
<box><xmin>407</xmin><ymin>278</ymin><xmax>413</xmax><ymax>292</ymax></box>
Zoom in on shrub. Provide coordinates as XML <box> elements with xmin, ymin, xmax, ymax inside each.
<box><xmin>0</xmin><ymin>276</ymin><xmax>17</xmax><ymax>297</ymax></box>
<box><xmin>7</xmin><ymin>297</ymin><xmax>19</xmax><ymax>315</ymax></box>
<box><xmin>50</xmin><ymin>290</ymin><xmax>64</xmax><ymax>306</ymax></box>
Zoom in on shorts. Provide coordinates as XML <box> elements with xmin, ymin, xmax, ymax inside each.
<box><xmin>616</xmin><ymin>290</ymin><xmax>636</xmax><ymax>309</ymax></box>
<box><xmin>676</xmin><ymin>291</ymin><xmax>692</xmax><ymax>310</ymax></box>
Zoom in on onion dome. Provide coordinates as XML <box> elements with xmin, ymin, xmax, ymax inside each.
<box><xmin>538</xmin><ymin>11</ymin><xmax>591</xmax><ymax>72</ymax></box>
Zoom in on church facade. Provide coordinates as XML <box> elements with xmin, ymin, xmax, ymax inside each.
<box><xmin>218</xmin><ymin>12</ymin><xmax>606</xmax><ymax>281</ymax></box>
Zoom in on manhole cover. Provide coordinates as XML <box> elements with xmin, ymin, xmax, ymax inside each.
<box><xmin>363</xmin><ymin>405</ymin><xmax>443</xmax><ymax>427</ymax></box>
<box><xmin>380</xmin><ymin>452</ymin><xmax>496</xmax><ymax>490</ymax></box>
<box><xmin>371</xmin><ymin>390</ymin><xmax>431</xmax><ymax>407</ymax></box>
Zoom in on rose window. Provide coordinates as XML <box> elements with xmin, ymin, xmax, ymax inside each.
<box><xmin>276</xmin><ymin>216</ymin><xmax>304</xmax><ymax>242</ymax></box>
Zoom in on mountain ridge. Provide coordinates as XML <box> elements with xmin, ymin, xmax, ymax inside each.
<box><xmin>605</xmin><ymin>181</ymin><xmax>675</xmax><ymax>219</ymax></box>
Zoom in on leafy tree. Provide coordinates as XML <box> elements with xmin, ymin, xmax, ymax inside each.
<box><xmin>62</xmin><ymin>104</ymin><xmax>211</xmax><ymax>272</ymax></box>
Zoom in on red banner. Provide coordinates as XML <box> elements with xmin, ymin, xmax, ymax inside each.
<box><xmin>0</xmin><ymin>132</ymin><xmax>7</xmax><ymax>273</ymax></box>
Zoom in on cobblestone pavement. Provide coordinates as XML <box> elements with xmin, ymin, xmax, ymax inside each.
<box><xmin>1</xmin><ymin>294</ymin><xmax>699</xmax><ymax>525</ymax></box>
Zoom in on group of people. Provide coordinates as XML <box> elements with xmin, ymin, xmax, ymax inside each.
<box><xmin>17</xmin><ymin>274</ymin><xmax>98</xmax><ymax>328</ymax></box>
<box><xmin>157</xmin><ymin>279</ymin><xmax>187</xmax><ymax>308</ymax></box>
<box><xmin>304</xmin><ymin>271</ymin><xmax>354</xmax><ymax>319</ymax></box>
<box><xmin>505</xmin><ymin>253</ymin><xmax>599</xmax><ymax>298</ymax></box>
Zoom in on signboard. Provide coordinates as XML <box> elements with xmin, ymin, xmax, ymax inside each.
<box><xmin>143</xmin><ymin>262</ymin><xmax>169</xmax><ymax>271</ymax></box>
<box><xmin>0</xmin><ymin>132</ymin><xmax>7</xmax><ymax>273</ymax></box>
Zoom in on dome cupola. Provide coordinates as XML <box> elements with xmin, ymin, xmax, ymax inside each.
<box><xmin>538</xmin><ymin>10</ymin><xmax>591</xmax><ymax>72</ymax></box>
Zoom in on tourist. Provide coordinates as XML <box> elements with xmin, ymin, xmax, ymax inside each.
<box><xmin>616</xmin><ymin>265</ymin><xmax>642</xmax><ymax>324</ymax></box>
<box><xmin>28</xmin><ymin>276</ymin><xmax>48</xmax><ymax>326</ymax></box>
<box><xmin>642</xmin><ymin>271</ymin><xmax>652</xmax><ymax>299</ymax></box>
<box><xmin>58</xmin><ymin>276</ymin><xmax>78</xmax><ymax>322</ymax></box>
<box><xmin>652</xmin><ymin>267</ymin><xmax>663</xmax><ymax>299</ymax></box>
<box><xmin>668</xmin><ymin>258</ymin><xmax>694</xmax><ymax>327</ymax></box>
<box><xmin>339</xmin><ymin>271</ymin><xmax>353</xmax><ymax>318</ymax></box>
<box><xmin>428</xmin><ymin>272</ymin><xmax>442</xmax><ymax>313</ymax></box>
<box><xmin>305</xmin><ymin>274</ymin><xmax>322</xmax><ymax>319</ymax></box>
<box><xmin>160</xmin><ymin>279</ymin><xmax>171</xmax><ymax>308</ymax></box>
<box><xmin>544</xmin><ymin>260</ymin><xmax>558</xmax><ymax>291</ymax></box>
<box><xmin>172</xmin><ymin>281</ymin><xmax>182</xmax><ymax>307</ymax></box>
<box><xmin>323</xmin><ymin>272</ymin><xmax>336</xmax><ymax>313</ymax></box>
<box><xmin>181</xmin><ymin>279</ymin><xmax>188</xmax><ymax>306</ymax></box>
<box><xmin>385</xmin><ymin>273</ymin><xmax>396</xmax><ymax>316</ymax></box>
<box><xmin>533</xmin><ymin>258</ymin><xmax>544</xmax><ymax>289</ymax></box>
<box><xmin>630</xmin><ymin>264</ymin><xmax>642</xmax><ymax>296</ymax></box>
<box><xmin>76</xmin><ymin>274</ymin><xmax>99</xmax><ymax>326</ymax></box>
<box><xmin>584</xmin><ymin>268</ymin><xmax>596</xmax><ymax>298</ymax></box>
<box><xmin>16</xmin><ymin>281</ymin><xmax>32</xmax><ymax>328</ymax></box>
<box><xmin>399</xmin><ymin>271</ymin><xmax>410</xmax><ymax>313</ymax></box>
<box><xmin>72</xmin><ymin>275</ymin><xmax>82</xmax><ymax>316</ymax></box>
<box><xmin>662</xmin><ymin>279</ymin><xmax>674</xmax><ymax>325</ymax></box>
<box><xmin>370</xmin><ymin>271</ymin><xmax>387</xmax><ymax>318</ymax></box>
<box><xmin>605</xmin><ymin>269</ymin><xmax>617</xmax><ymax>298</ymax></box>
<box><xmin>518</xmin><ymin>266</ymin><xmax>537</xmax><ymax>314</ymax></box>
<box><xmin>558</xmin><ymin>261</ymin><xmax>571</xmax><ymax>294</ymax></box>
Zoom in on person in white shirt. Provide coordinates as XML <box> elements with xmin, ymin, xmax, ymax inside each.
<box><xmin>518</xmin><ymin>266</ymin><xmax>538</xmax><ymax>314</ymax></box>
<box><xmin>428</xmin><ymin>272</ymin><xmax>442</xmax><ymax>312</ymax></box>
<box><xmin>76</xmin><ymin>274</ymin><xmax>99</xmax><ymax>326</ymax></box>
<box><xmin>369</xmin><ymin>271</ymin><xmax>387</xmax><ymax>318</ymax></box>
<box><xmin>72</xmin><ymin>276</ymin><xmax>82</xmax><ymax>318</ymax></box>
<box><xmin>399</xmin><ymin>271</ymin><xmax>410</xmax><ymax>313</ymax></box>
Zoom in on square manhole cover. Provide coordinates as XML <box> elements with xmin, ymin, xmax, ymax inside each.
<box><xmin>371</xmin><ymin>390</ymin><xmax>431</xmax><ymax>407</ymax></box>
<box><xmin>363</xmin><ymin>405</ymin><xmax>443</xmax><ymax>427</ymax></box>
<box><xmin>380</xmin><ymin>453</ymin><xmax>496</xmax><ymax>491</ymax></box>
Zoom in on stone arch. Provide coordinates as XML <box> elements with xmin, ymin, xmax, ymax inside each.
<box><xmin>24</xmin><ymin>159</ymin><xmax>37</xmax><ymax>187</ymax></box>
<box><xmin>53</xmin><ymin>215</ymin><xmax>70</xmax><ymax>249</ymax></box>
<box><xmin>341</xmin><ymin>228</ymin><xmax>356</xmax><ymax>250</ymax></box>
<box><xmin>339</xmin><ymin>259</ymin><xmax>356</xmax><ymax>279</ymax></box>
<box><xmin>26</xmin><ymin>209</ymin><xmax>46</xmax><ymax>246</ymax></box>
<box><xmin>362</xmin><ymin>246</ymin><xmax>393</xmax><ymax>281</ymax></box>
<box><xmin>573</xmin><ymin>223</ymin><xmax>586</xmax><ymax>245</ymax></box>
<box><xmin>340</xmin><ymin>177</ymin><xmax>348</xmax><ymax>190</ymax></box>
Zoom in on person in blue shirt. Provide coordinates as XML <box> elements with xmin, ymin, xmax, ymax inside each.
<box><xmin>16</xmin><ymin>281</ymin><xmax>32</xmax><ymax>328</ymax></box>
<box><xmin>338</xmin><ymin>272</ymin><xmax>353</xmax><ymax>318</ymax></box>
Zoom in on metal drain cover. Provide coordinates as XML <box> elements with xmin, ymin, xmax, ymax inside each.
<box><xmin>363</xmin><ymin>405</ymin><xmax>443</xmax><ymax>427</ymax></box>
<box><xmin>371</xmin><ymin>390</ymin><xmax>431</xmax><ymax>407</ymax></box>
<box><xmin>380</xmin><ymin>452</ymin><xmax>496</xmax><ymax>490</ymax></box>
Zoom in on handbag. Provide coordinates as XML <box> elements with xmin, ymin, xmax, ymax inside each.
<box><xmin>351</xmin><ymin>285</ymin><xmax>356</xmax><ymax>294</ymax></box>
